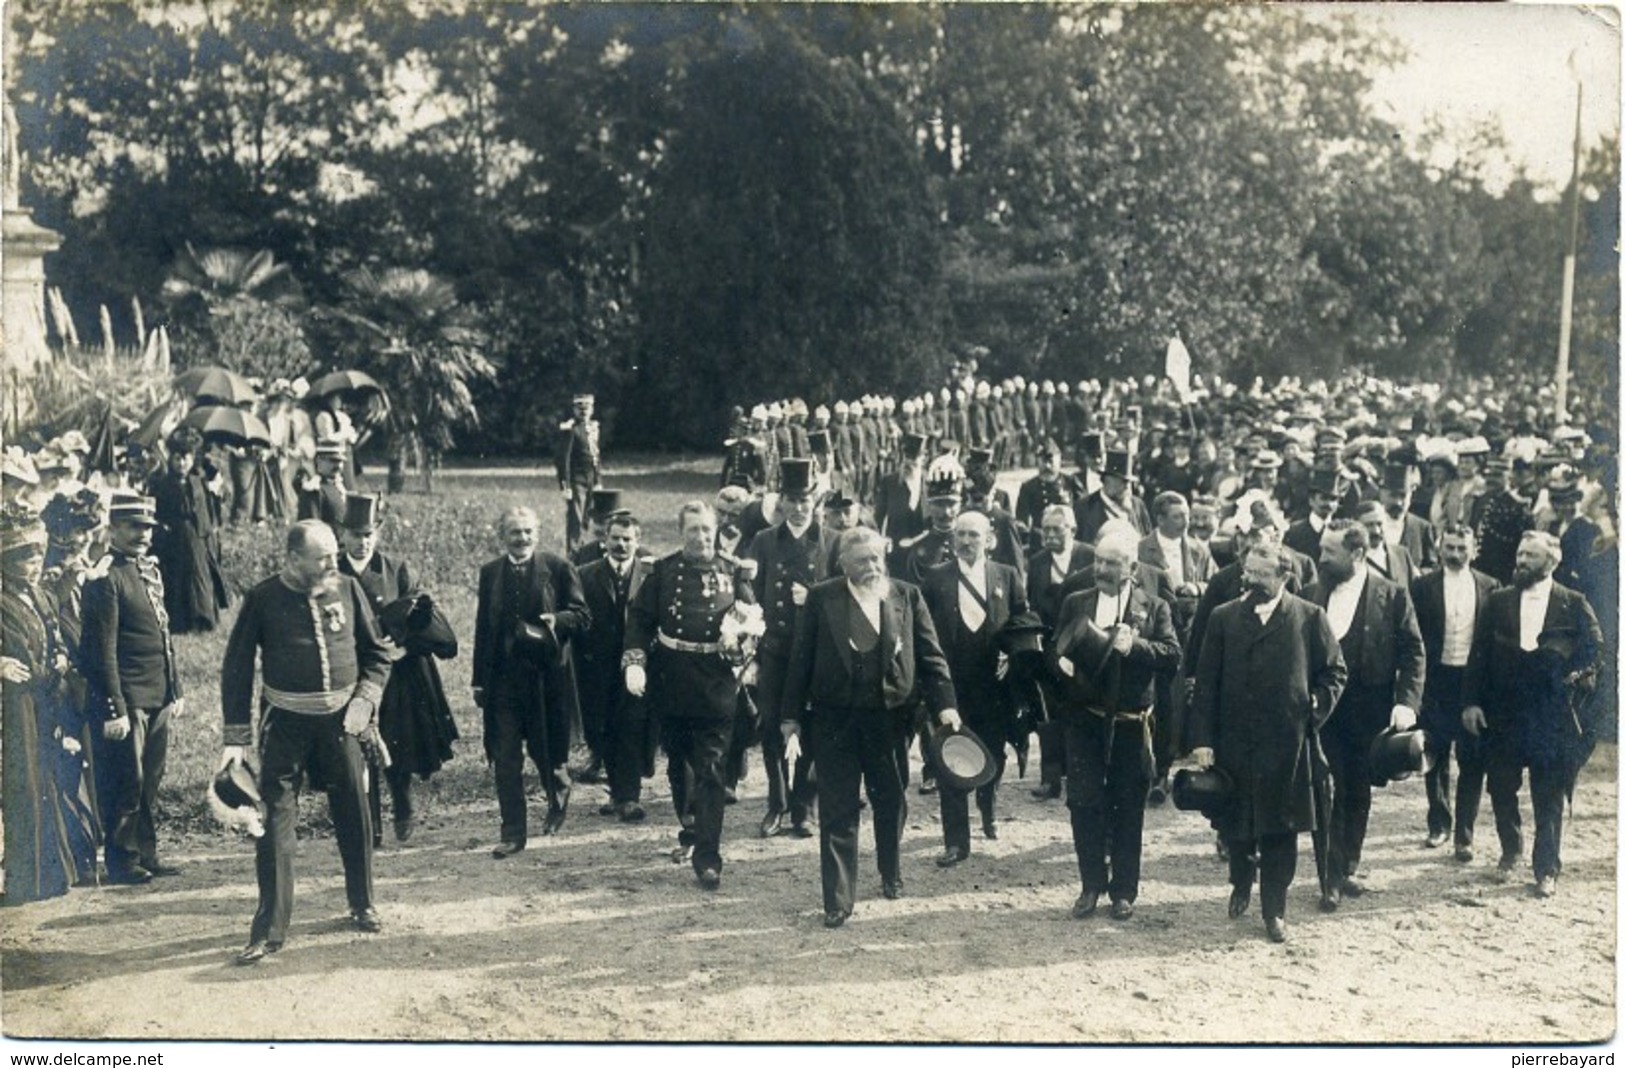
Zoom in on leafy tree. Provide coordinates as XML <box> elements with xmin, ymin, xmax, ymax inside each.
<box><xmin>160</xmin><ymin>245</ymin><xmax>312</xmax><ymax>379</ymax></box>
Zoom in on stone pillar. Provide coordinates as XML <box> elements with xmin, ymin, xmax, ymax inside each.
<box><xmin>2</xmin><ymin>203</ymin><xmax>60</xmax><ymax>377</ymax></box>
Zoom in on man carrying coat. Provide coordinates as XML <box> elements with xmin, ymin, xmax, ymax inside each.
<box><xmin>1049</xmin><ymin>527</ymin><xmax>1181</xmax><ymax>921</ymax></box>
<box><xmin>1188</xmin><ymin>542</ymin><xmax>1347</xmax><ymax>944</ymax></box>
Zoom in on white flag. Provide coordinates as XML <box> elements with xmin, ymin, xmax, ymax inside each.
<box><xmin>1165</xmin><ymin>336</ymin><xmax>1192</xmax><ymax>401</ymax></box>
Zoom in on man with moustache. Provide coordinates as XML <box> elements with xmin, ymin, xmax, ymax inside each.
<box><xmin>1304</xmin><ymin>519</ymin><xmax>1425</xmax><ymax>910</ymax></box>
<box><xmin>473</xmin><ymin>506</ymin><xmax>589</xmax><ymax>856</ymax></box>
<box><xmin>576</xmin><ymin>511</ymin><xmax>654</xmax><ymax>822</ymax></box>
<box><xmin>1187</xmin><ymin>542</ymin><xmax>1347</xmax><ymax>944</ymax></box>
<box><xmin>81</xmin><ymin>491</ymin><xmax>183</xmax><ymax>885</ymax></box>
<box><xmin>221</xmin><ymin>520</ymin><xmax>392</xmax><ymax>963</ymax></box>
<box><xmin>747</xmin><ymin>459</ymin><xmax>827</xmax><ymax>838</ymax></box>
<box><xmin>1461</xmin><ymin>531</ymin><xmax>1602</xmax><ymax>896</ymax></box>
<box><xmin>1075</xmin><ymin>447</ymin><xmax>1153</xmax><ymax>546</ymax></box>
<box><xmin>1015</xmin><ymin>439</ymin><xmax>1074</xmax><ymax>550</ymax></box>
<box><xmin>625</xmin><ymin>501</ymin><xmax>756</xmax><ymax>890</ymax></box>
<box><xmin>779</xmin><ymin>527</ymin><xmax>958</xmax><ymax>927</ymax></box>
<box><xmin>1283</xmin><ymin>469</ymin><xmax>1343</xmax><ymax>564</ymax></box>
<box><xmin>873</xmin><ymin>432</ymin><xmax>929</xmax><ymax>546</ymax></box>
<box><xmin>1356</xmin><ymin>499</ymin><xmax>1420</xmax><ymax>590</ymax></box>
<box><xmin>1411</xmin><ymin>524</ymin><xmax>1499</xmax><ymax>856</ymax></box>
<box><xmin>1049</xmin><ymin>527</ymin><xmax>1180</xmax><ymax>920</ymax></box>
<box><xmin>1472</xmin><ymin>456</ymin><xmax>1534</xmax><ymax>585</ymax></box>
<box><xmin>920</xmin><ymin>510</ymin><xmax>1031</xmax><ymax>864</ymax></box>
<box><xmin>1137</xmin><ymin>491</ymin><xmax>1212</xmax><ymax>800</ymax></box>
<box><xmin>1025</xmin><ymin>504</ymin><xmax>1096</xmax><ymax>800</ymax></box>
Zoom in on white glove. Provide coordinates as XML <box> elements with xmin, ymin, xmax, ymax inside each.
<box><xmin>1190</xmin><ymin>747</ymin><xmax>1215</xmax><ymax>769</ymax></box>
<box><xmin>342</xmin><ymin>697</ymin><xmax>375</xmax><ymax>735</ymax></box>
<box><xmin>1055</xmin><ymin>656</ymin><xmax>1075</xmax><ymax>678</ymax></box>
<box><xmin>625</xmin><ymin>664</ymin><xmax>647</xmax><ymax>697</ymax></box>
<box><xmin>219</xmin><ymin>745</ymin><xmax>248</xmax><ymax>771</ymax></box>
<box><xmin>0</xmin><ymin>656</ymin><xmax>30</xmax><ymax>683</ymax></box>
<box><xmin>937</xmin><ymin>708</ymin><xmax>963</xmax><ymax>732</ymax></box>
<box><xmin>1390</xmin><ymin>705</ymin><xmax>1417</xmax><ymax>732</ymax></box>
<box><xmin>790</xmin><ymin>582</ymin><xmax>808</xmax><ymax>607</ymax></box>
<box><xmin>103</xmin><ymin>715</ymin><xmax>131</xmax><ymax>742</ymax></box>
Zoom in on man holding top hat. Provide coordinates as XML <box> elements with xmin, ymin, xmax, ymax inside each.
<box><xmin>778</xmin><ymin>526</ymin><xmax>958</xmax><ymax>927</ymax></box>
<box><xmin>1049</xmin><ymin>526</ymin><xmax>1181</xmax><ymax>920</ymax></box>
<box><xmin>473</xmin><ymin>506</ymin><xmax>589</xmax><ymax>855</ymax></box>
<box><xmin>1187</xmin><ymin>541</ymin><xmax>1347</xmax><ymax>944</ymax></box>
<box><xmin>1302</xmin><ymin>519</ymin><xmax>1426</xmax><ymax>911</ymax></box>
<box><xmin>81</xmin><ymin>490</ymin><xmax>184</xmax><ymax>884</ymax></box>
<box><xmin>220</xmin><ymin>519</ymin><xmax>392</xmax><ymax>962</ymax></box>
<box><xmin>337</xmin><ymin>493</ymin><xmax>459</xmax><ymax>845</ymax></box>
<box><xmin>557</xmin><ymin>392</ymin><xmax>603</xmax><ymax>555</ymax></box>
<box><xmin>746</xmin><ymin>457</ymin><xmax>828</xmax><ymax>839</ymax></box>
<box><xmin>919</xmin><ymin>509</ymin><xmax>1032</xmax><ymax>865</ymax></box>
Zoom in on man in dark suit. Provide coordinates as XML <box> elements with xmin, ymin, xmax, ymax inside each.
<box><xmin>296</xmin><ymin>439</ymin><xmax>348</xmax><ymax>534</ymax></box>
<box><xmin>1075</xmin><ymin>448</ymin><xmax>1152</xmax><ymax>546</ymax></box>
<box><xmin>555</xmin><ymin>392</ymin><xmax>602</xmax><ymax>555</ymax></box>
<box><xmin>1378</xmin><ymin>462</ymin><xmax>1439</xmax><ymax>574</ymax></box>
<box><xmin>81</xmin><ymin>491</ymin><xmax>183</xmax><ymax>884</ymax></box>
<box><xmin>1015</xmin><ymin>439</ymin><xmax>1074</xmax><ymax>550</ymax></box>
<box><xmin>779</xmin><ymin>527</ymin><xmax>958</xmax><ymax>927</ymax></box>
<box><xmin>569</xmin><ymin>487</ymin><xmax>624</xmax><ymax>570</ymax></box>
<box><xmin>873</xmin><ymin>432</ymin><xmax>928</xmax><ymax>546</ymax></box>
<box><xmin>1411</xmin><ymin>523</ymin><xmax>1499</xmax><ymax>857</ymax></box>
<box><xmin>1025</xmin><ymin>504</ymin><xmax>1095</xmax><ymax>800</ymax></box>
<box><xmin>919</xmin><ymin>510</ymin><xmax>1030</xmax><ymax>864</ymax></box>
<box><xmin>1188</xmin><ymin>542</ymin><xmax>1348</xmax><ymax>944</ymax></box>
<box><xmin>747</xmin><ymin>458</ymin><xmax>828</xmax><ymax>838</ymax></box>
<box><xmin>1462</xmin><ymin>531</ymin><xmax>1603</xmax><ymax>897</ymax></box>
<box><xmin>1137</xmin><ymin>491</ymin><xmax>1213</xmax><ymax>800</ymax></box>
<box><xmin>1283</xmin><ymin>469</ymin><xmax>1342</xmax><ymax>563</ymax></box>
<box><xmin>1049</xmin><ymin>528</ymin><xmax>1180</xmax><ymax>920</ymax></box>
<box><xmin>1356</xmin><ymin>499</ymin><xmax>1419</xmax><ymax>590</ymax></box>
<box><xmin>1304</xmin><ymin>520</ymin><xmax>1426</xmax><ymax>910</ymax></box>
<box><xmin>473</xmin><ymin>506</ymin><xmax>589</xmax><ymax>855</ymax></box>
<box><xmin>575</xmin><ymin>512</ymin><xmax>652</xmax><ymax>822</ymax></box>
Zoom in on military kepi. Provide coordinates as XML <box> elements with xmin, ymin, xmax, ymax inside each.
<box><xmin>108</xmin><ymin>490</ymin><xmax>160</xmax><ymax>528</ymax></box>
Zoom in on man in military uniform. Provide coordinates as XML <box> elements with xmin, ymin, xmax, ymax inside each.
<box><xmin>624</xmin><ymin>500</ymin><xmax>757</xmax><ymax>890</ymax></box>
<box><xmin>747</xmin><ymin>459</ymin><xmax>826</xmax><ymax>839</ymax></box>
<box><xmin>556</xmin><ymin>392</ymin><xmax>602</xmax><ymax>554</ymax></box>
<box><xmin>296</xmin><ymin>439</ymin><xmax>348</xmax><ymax>533</ymax></box>
<box><xmin>1472</xmin><ymin>456</ymin><xmax>1533</xmax><ymax>585</ymax></box>
<box><xmin>1015</xmin><ymin>439</ymin><xmax>1075</xmax><ymax>551</ymax></box>
<box><xmin>220</xmin><ymin>520</ymin><xmax>392</xmax><ymax>963</ymax></box>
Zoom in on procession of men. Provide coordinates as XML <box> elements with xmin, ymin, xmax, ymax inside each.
<box><xmin>0</xmin><ymin>363</ymin><xmax>1612</xmax><ymax>961</ymax></box>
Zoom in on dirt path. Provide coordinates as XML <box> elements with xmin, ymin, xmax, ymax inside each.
<box><xmin>1</xmin><ymin>745</ymin><xmax>1616</xmax><ymax>1044</ymax></box>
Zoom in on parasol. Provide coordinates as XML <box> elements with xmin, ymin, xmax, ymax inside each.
<box><xmin>174</xmin><ymin>366</ymin><xmax>257</xmax><ymax>406</ymax></box>
<box><xmin>308</xmin><ymin>369</ymin><xmax>384</xmax><ymax>399</ymax></box>
<box><xmin>182</xmin><ymin>405</ymin><xmax>273</xmax><ymax>448</ymax></box>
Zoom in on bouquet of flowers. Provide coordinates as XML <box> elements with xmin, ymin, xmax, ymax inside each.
<box><xmin>719</xmin><ymin>601</ymin><xmax>766</xmax><ymax>670</ymax></box>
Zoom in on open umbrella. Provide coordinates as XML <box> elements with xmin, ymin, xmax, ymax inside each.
<box><xmin>175</xmin><ymin>366</ymin><xmax>257</xmax><ymax>406</ymax></box>
<box><xmin>308</xmin><ymin>369</ymin><xmax>383</xmax><ymax>399</ymax></box>
<box><xmin>182</xmin><ymin>405</ymin><xmax>272</xmax><ymax>448</ymax></box>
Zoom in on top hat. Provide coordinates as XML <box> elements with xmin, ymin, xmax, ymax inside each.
<box><xmin>927</xmin><ymin>724</ymin><xmax>997</xmax><ymax>791</ymax></box>
<box><xmin>822</xmin><ymin>490</ymin><xmax>856</xmax><ymax>511</ymax></box>
<box><xmin>1051</xmin><ymin>610</ymin><xmax>1117</xmax><ymax>679</ymax></box>
<box><xmin>378</xmin><ymin>591</ymin><xmax>458</xmax><ymax>658</ymax></box>
<box><xmin>1381</xmin><ymin>462</ymin><xmax>1414</xmax><ymax>492</ymax></box>
<box><xmin>341</xmin><ymin>493</ymin><xmax>382</xmax><ymax>534</ymax></box>
<box><xmin>780</xmin><ymin>458</ymin><xmax>817</xmax><ymax>500</ymax></box>
<box><xmin>997</xmin><ymin>612</ymin><xmax>1047</xmax><ymax>667</ymax></box>
<box><xmin>589</xmin><ymin>488</ymin><xmax>623</xmax><ymax>519</ymax></box>
<box><xmin>1171</xmin><ymin>766</ymin><xmax>1235</xmax><ymax>819</ymax></box>
<box><xmin>901</xmin><ymin>432</ymin><xmax>927</xmax><ymax>460</ymax></box>
<box><xmin>213</xmin><ymin>761</ymin><xmax>264</xmax><ymax>813</ymax></box>
<box><xmin>1307</xmin><ymin>468</ymin><xmax>1341</xmax><ymax>497</ymax></box>
<box><xmin>1078</xmin><ymin>431</ymin><xmax>1105</xmax><ymax>460</ymax></box>
<box><xmin>1368</xmin><ymin>727</ymin><xmax>1432</xmax><ymax>787</ymax></box>
<box><xmin>806</xmin><ymin>429</ymin><xmax>832</xmax><ymax>455</ymax></box>
<box><xmin>966</xmin><ymin>447</ymin><xmax>995</xmax><ymax>472</ymax></box>
<box><xmin>107</xmin><ymin>491</ymin><xmax>159</xmax><ymax>528</ymax></box>
<box><xmin>1101</xmin><ymin>448</ymin><xmax>1136</xmax><ymax>481</ymax></box>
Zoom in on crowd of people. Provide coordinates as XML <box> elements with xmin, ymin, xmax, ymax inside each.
<box><xmin>0</xmin><ymin>361</ymin><xmax>1613</xmax><ymax>959</ymax></box>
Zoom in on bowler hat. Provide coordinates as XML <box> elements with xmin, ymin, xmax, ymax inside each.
<box><xmin>1171</xmin><ymin>766</ymin><xmax>1235</xmax><ymax>818</ymax></box>
<box><xmin>927</xmin><ymin>724</ymin><xmax>997</xmax><ymax>791</ymax></box>
<box><xmin>1368</xmin><ymin>727</ymin><xmax>1432</xmax><ymax>787</ymax></box>
<box><xmin>341</xmin><ymin>493</ymin><xmax>381</xmax><ymax>534</ymax></box>
<box><xmin>780</xmin><ymin>458</ymin><xmax>817</xmax><ymax>500</ymax></box>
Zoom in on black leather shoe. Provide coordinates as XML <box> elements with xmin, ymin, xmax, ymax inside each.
<box><xmin>1339</xmin><ymin>876</ymin><xmax>1368</xmax><ymax>899</ymax></box>
<box><xmin>1455</xmin><ymin>843</ymin><xmax>1475</xmax><ymax>863</ymax></box>
<box><xmin>393</xmin><ymin>818</ymin><xmax>414</xmax><ymax>843</ymax></box>
<box><xmin>1265</xmin><ymin>917</ymin><xmax>1288</xmax><ymax>943</ymax></box>
<box><xmin>352</xmin><ymin>908</ymin><xmax>383</xmax><ymax>933</ymax></box>
<box><xmin>107</xmin><ymin>865</ymin><xmax>154</xmax><ymax>886</ymax></box>
<box><xmin>981</xmin><ymin>818</ymin><xmax>998</xmax><ymax>841</ymax></box>
<box><xmin>882</xmin><ymin>879</ymin><xmax>903</xmax><ymax>901</ymax></box>
<box><xmin>759</xmin><ymin>812</ymin><xmax>784</xmax><ymax>838</ymax></box>
<box><xmin>572</xmin><ymin>757</ymin><xmax>605</xmax><ymax>784</ymax></box>
<box><xmin>1030</xmin><ymin>781</ymin><xmax>1061</xmax><ymax>801</ymax></box>
<box><xmin>598</xmin><ymin>802</ymin><xmax>618</xmax><ymax>817</ymax></box>
<box><xmin>935</xmin><ymin>847</ymin><xmax>968</xmax><ymax>868</ymax></box>
<box><xmin>617</xmin><ymin>802</ymin><xmax>646</xmax><ymax>823</ymax></box>
<box><xmin>1227</xmin><ymin>886</ymin><xmax>1251</xmax><ymax>919</ymax></box>
<box><xmin>1494</xmin><ymin>854</ymin><xmax>1519</xmax><ymax>881</ymax></box>
<box><xmin>788</xmin><ymin>821</ymin><xmax>814</xmax><ymax>839</ymax></box>
<box><xmin>1146</xmin><ymin>783</ymin><xmax>1168</xmax><ymax>807</ymax></box>
<box><xmin>1071</xmin><ymin>891</ymin><xmax>1100</xmax><ymax>919</ymax></box>
<box><xmin>235</xmin><ymin>940</ymin><xmax>282</xmax><ymax>965</ymax></box>
<box><xmin>492</xmin><ymin>839</ymin><xmax>526</xmax><ymax>859</ymax></box>
<box><xmin>918</xmin><ymin>779</ymin><xmax>938</xmax><ymax>796</ymax></box>
<box><xmin>823</xmin><ymin>909</ymin><xmax>849</xmax><ymax>929</ymax></box>
<box><xmin>723</xmin><ymin>787</ymin><xmax>739</xmax><ymax>805</ymax></box>
<box><xmin>697</xmin><ymin>867</ymin><xmax>721</xmax><ymax>891</ymax></box>
<box><xmin>1109</xmin><ymin>898</ymin><xmax>1134</xmax><ymax>921</ymax></box>
<box><xmin>143</xmin><ymin>862</ymin><xmax>182</xmax><ymax>877</ymax></box>
<box><xmin>1318</xmin><ymin>887</ymin><xmax>1340</xmax><ymax>913</ymax></box>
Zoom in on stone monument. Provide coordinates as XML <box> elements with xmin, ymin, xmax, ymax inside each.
<box><xmin>3</xmin><ymin>58</ymin><xmax>62</xmax><ymax>378</ymax></box>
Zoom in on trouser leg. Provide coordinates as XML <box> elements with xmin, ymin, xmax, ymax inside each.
<box><xmin>1064</xmin><ymin>719</ymin><xmax>1109</xmax><ymax>893</ymax></box>
<box><xmin>1455</xmin><ymin>731</ymin><xmax>1489</xmax><ymax>848</ymax></box>
<box><xmin>251</xmin><ymin>709</ymin><xmax>307</xmax><ymax>945</ymax></box>
<box><xmin>1257</xmin><ymin>832</ymin><xmax>1298</xmax><ymax>920</ymax></box>
<box><xmin>313</xmin><ymin>721</ymin><xmax>374</xmax><ymax>914</ymax></box>
<box><xmin>1485</xmin><ymin>751</ymin><xmax>1525</xmax><ymax>862</ymax></box>
<box><xmin>1423</xmin><ymin>732</ymin><xmax>1455</xmax><ymax>837</ymax></box>
<box><xmin>92</xmin><ymin>718</ymin><xmax>142</xmax><ymax>875</ymax></box>
<box><xmin>681</xmin><ymin>716</ymin><xmax>732</xmax><ymax>874</ymax></box>
<box><xmin>861</xmin><ymin>726</ymin><xmax>908</xmax><ymax>886</ymax></box>
<box><xmin>815</xmin><ymin>731</ymin><xmax>862</xmax><ymax>915</ymax></box>
<box><xmin>939</xmin><ymin>783</ymin><xmax>971</xmax><ymax>854</ymax></box>
<box><xmin>133</xmin><ymin>704</ymin><xmax>170</xmax><ymax>868</ymax></box>
<box><xmin>1528</xmin><ymin>758</ymin><xmax>1567</xmax><ymax>880</ymax></box>
<box><xmin>1105</xmin><ymin>727</ymin><xmax>1151</xmax><ymax>903</ymax></box>
<box><xmin>490</xmin><ymin>700</ymin><xmax>529</xmax><ymax>843</ymax></box>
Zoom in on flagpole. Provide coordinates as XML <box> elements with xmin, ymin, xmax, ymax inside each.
<box><xmin>1555</xmin><ymin>78</ymin><xmax>1583</xmax><ymax>425</ymax></box>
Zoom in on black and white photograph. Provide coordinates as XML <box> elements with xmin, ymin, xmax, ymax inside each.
<box><xmin>0</xmin><ymin>0</ymin><xmax>1618</xmax><ymax>1057</ymax></box>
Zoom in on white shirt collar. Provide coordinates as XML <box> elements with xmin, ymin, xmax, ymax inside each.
<box><xmin>1521</xmin><ymin>575</ymin><xmax>1555</xmax><ymax>601</ymax></box>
